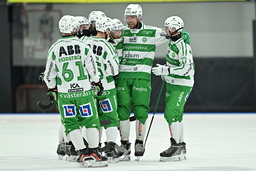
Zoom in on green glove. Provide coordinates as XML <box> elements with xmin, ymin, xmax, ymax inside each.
<box><xmin>91</xmin><ymin>81</ymin><xmax>104</xmax><ymax>96</ymax></box>
<box><xmin>47</xmin><ymin>88</ymin><xmax>58</xmax><ymax>101</ymax></box>
<box><xmin>181</xmin><ymin>30</ymin><xmax>190</xmax><ymax>44</ymax></box>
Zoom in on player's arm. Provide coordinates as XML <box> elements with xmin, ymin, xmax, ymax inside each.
<box><xmin>84</xmin><ymin>46</ymin><xmax>100</xmax><ymax>82</ymax></box>
<box><xmin>154</xmin><ymin>27</ymin><xmax>168</xmax><ymax>46</ymax></box>
<box><xmin>152</xmin><ymin>43</ymin><xmax>192</xmax><ymax>77</ymax></box>
<box><xmin>44</xmin><ymin>49</ymin><xmax>57</xmax><ymax>89</ymax></box>
<box><xmin>180</xmin><ymin>30</ymin><xmax>190</xmax><ymax>44</ymax></box>
<box><xmin>105</xmin><ymin>45</ymin><xmax>119</xmax><ymax>76</ymax></box>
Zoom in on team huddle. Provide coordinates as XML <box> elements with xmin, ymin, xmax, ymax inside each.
<box><xmin>42</xmin><ymin>3</ymin><xmax>195</xmax><ymax>168</ymax></box>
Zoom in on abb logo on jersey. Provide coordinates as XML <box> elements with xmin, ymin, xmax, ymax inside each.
<box><xmin>59</xmin><ymin>45</ymin><xmax>81</xmax><ymax>57</ymax></box>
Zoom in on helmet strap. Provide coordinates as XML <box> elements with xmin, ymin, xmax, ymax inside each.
<box><xmin>135</xmin><ymin>22</ymin><xmax>142</xmax><ymax>29</ymax></box>
<box><xmin>169</xmin><ymin>27</ymin><xmax>183</xmax><ymax>42</ymax></box>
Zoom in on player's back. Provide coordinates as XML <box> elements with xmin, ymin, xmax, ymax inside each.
<box><xmin>51</xmin><ymin>36</ymin><xmax>93</xmax><ymax>93</ymax></box>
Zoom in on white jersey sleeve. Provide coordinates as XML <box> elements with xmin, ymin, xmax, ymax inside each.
<box><xmin>44</xmin><ymin>44</ymin><xmax>57</xmax><ymax>89</ymax></box>
<box><xmin>105</xmin><ymin>43</ymin><xmax>119</xmax><ymax>76</ymax></box>
<box><xmin>169</xmin><ymin>41</ymin><xmax>194</xmax><ymax>77</ymax></box>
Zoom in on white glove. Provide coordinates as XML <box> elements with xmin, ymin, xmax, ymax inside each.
<box><xmin>152</xmin><ymin>64</ymin><xmax>169</xmax><ymax>76</ymax></box>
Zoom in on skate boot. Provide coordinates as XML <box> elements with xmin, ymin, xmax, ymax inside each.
<box><xmin>178</xmin><ymin>142</ymin><xmax>187</xmax><ymax>160</ymax></box>
<box><xmin>56</xmin><ymin>142</ymin><xmax>66</xmax><ymax>160</ymax></box>
<box><xmin>88</xmin><ymin>148</ymin><xmax>108</xmax><ymax>167</ymax></box>
<box><xmin>134</xmin><ymin>140</ymin><xmax>145</xmax><ymax>161</ymax></box>
<box><xmin>160</xmin><ymin>138</ymin><xmax>182</xmax><ymax>162</ymax></box>
<box><xmin>77</xmin><ymin>148</ymin><xmax>89</xmax><ymax>163</ymax></box>
<box><xmin>119</xmin><ymin>140</ymin><xmax>131</xmax><ymax>161</ymax></box>
<box><xmin>78</xmin><ymin>147</ymin><xmax>108</xmax><ymax>167</ymax></box>
<box><xmin>105</xmin><ymin>141</ymin><xmax>119</xmax><ymax>163</ymax></box>
<box><xmin>66</xmin><ymin>141</ymin><xmax>78</xmax><ymax>162</ymax></box>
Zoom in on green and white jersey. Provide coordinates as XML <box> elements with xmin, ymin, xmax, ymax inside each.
<box><xmin>107</xmin><ymin>38</ymin><xmax>123</xmax><ymax>64</ymax></box>
<box><xmin>44</xmin><ymin>36</ymin><xmax>99</xmax><ymax>93</ymax></box>
<box><xmin>82</xmin><ymin>36</ymin><xmax>119</xmax><ymax>90</ymax></box>
<box><xmin>119</xmin><ymin>22</ymin><xmax>167</xmax><ymax>80</ymax></box>
<box><xmin>164</xmin><ymin>38</ymin><xmax>195</xmax><ymax>87</ymax></box>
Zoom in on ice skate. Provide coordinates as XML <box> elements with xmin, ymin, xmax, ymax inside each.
<box><xmin>119</xmin><ymin>141</ymin><xmax>131</xmax><ymax>161</ymax></box>
<box><xmin>79</xmin><ymin>148</ymin><xmax>108</xmax><ymax>167</ymax></box>
<box><xmin>66</xmin><ymin>141</ymin><xmax>78</xmax><ymax>162</ymax></box>
<box><xmin>77</xmin><ymin>148</ymin><xmax>92</xmax><ymax>167</ymax></box>
<box><xmin>160</xmin><ymin>138</ymin><xmax>182</xmax><ymax>162</ymax></box>
<box><xmin>105</xmin><ymin>141</ymin><xmax>120</xmax><ymax>163</ymax></box>
<box><xmin>56</xmin><ymin>142</ymin><xmax>66</xmax><ymax>160</ymax></box>
<box><xmin>178</xmin><ymin>142</ymin><xmax>187</xmax><ymax>160</ymax></box>
<box><xmin>134</xmin><ymin>140</ymin><xmax>145</xmax><ymax>161</ymax></box>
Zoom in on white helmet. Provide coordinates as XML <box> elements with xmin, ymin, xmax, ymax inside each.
<box><xmin>88</xmin><ymin>11</ymin><xmax>106</xmax><ymax>24</ymax></box>
<box><xmin>110</xmin><ymin>18</ymin><xmax>123</xmax><ymax>32</ymax></box>
<box><xmin>124</xmin><ymin>4</ymin><xmax>143</xmax><ymax>18</ymax></box>
<box><xmin>95</xmin><ymin>17</ymin><xmax>112</xmax><ymax>33</ymax></box>
<box><xmin>164</xmin><ymin>16</ymin><xmax>184</xmax><ymax>32</ymax></box>
<box><xmin>75</xmin><ymin>16</ymin><xmax>89</xmax><ymax>26</ymax></box>
<box><xmin>58</xmin><ymin>15</ymin><xmax>77</xmax><ymax>33</ymax></box>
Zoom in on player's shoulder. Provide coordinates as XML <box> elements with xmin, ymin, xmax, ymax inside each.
<box><xmin>143</xmin><ymin>23</ymin><xmax>161</xmax><ymax>31</ymax></box>
<box><xmin>48</xmin><ymin>38</ymin><xmax>63</xmax><ymax>53</ymax></box>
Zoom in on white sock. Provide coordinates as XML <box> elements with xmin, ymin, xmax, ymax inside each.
<box><xmin>99</xmin><ymin>126</ymin><xmax>104</xmax><ymax>144</ymax></box>
<box><xmin>169</xmin><ymin>122</ymin><xmax>180</xmax><ymax>144</ymax></box>
<box><xmin>106</xmin><ymin>127</ymin><xmax>118</xmax><ymax>143</ymax></box>
<box><xmin>86</xmin><ymin>128</ymin><xmax>99</xmax><ymax>148</ymax></box>
<box><xmin>136</xmin><ymin>120</ymin><xmax>147</xmax><ymax>141</ymax></box>
<box><xmin>63</xmin><ymin>127</ymin><xmax>71</xmax><ymax>143</ymax></box>
<box><xmin>81</xmin><ymin>127</ymin><xmax>88</xmax><ymax>143</ymax></box>
<box><xmin>119</xmin><ymin>119</ymin><xmax>130</xmax><ymax>141</ymax></box>
<box><xmin>69</xmin><ymin>129</ymin><xmax>86</xmax><ymax>150</ymax></box>
<box><xmin>58</xmin><ymin>124</ymin><xmax>64</xmax><ymax>143</ymax></box>
<box><xmin>179</xmin><ymin>121</ymin><xmax>184</xmax><ymax>143</ymax></box>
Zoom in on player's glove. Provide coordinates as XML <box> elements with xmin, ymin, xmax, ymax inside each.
<box><xmin>181</xmin><ymin>30</ymin><xmax>190</xmax><ymax>44</ymax></box>
<box><xmin>47</xmin><ymin>88</ymin><xmax>58</xmax><ymax>101</ymax></box>
<box><xmin>91</xmin><ymin>81</ymin><xmax>104</xmax><ymax>96</ymax></box>
<box><xmin>152</xmin><ymin>64</ymin><xmax>170</xmax><ymax>76</ymax></box>
<box><xmin>38</xmin><ymin>72</ymin><xmax>45</xmax><ymax>84</ymax></box>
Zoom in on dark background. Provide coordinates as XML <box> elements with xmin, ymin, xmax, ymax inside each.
<box><xmin>1</xmin><ymin>3</ymin><xmax>256</xmax><ymax>113</ymax></box>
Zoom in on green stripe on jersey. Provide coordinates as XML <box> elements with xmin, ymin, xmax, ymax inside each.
<box><xmin>84</xmin><ymin>48</ymin><xmax>89</xmax><ymax>55</ymax></box>
<box><xmin>123</xmin><ymin>43</ymin><xmax>156</xmax><ymax>52</ymax></box>
<box><xmin>123</xmin><ymin>29</ymin><xmax>156</xmax><ymax>37</ymax></box>
<box><xmin>169</xmin><ymin>43</ymin><xmax>179</xmax><ymax>55</ymax></box>
<box><xmin>166</xmin><ymin>54</ymin><xmax>180</xmax><ymax>66</ymax></box>
<box><xmin>120</xmin><ymin>58</ymin><xmax>153</xmax><ymax>66</ymax></box>
<box><xmin>103</xmin><ymin>51</ymin><xmax>107</xmax><ymax>60</ymax></box>
<box><xmin>168</xmin><ymin>74</ymin><xmax>190</xmax><ymax>80</ymax></box>
<box><xmin>118</xmin><ymin>72</ymin><xmax>151</xmax><ymax>80</ymax></box>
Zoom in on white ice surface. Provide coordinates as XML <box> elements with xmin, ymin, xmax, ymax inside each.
<box><xmin>0</xmin><ymin>113</ymin><xmax>256</xmax><ymax>171</ymax></box>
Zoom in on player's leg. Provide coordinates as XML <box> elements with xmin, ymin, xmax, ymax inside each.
<box><xmin>160</xmin><ymin>84</ymin><xmax>191</xmax><ymax>161</ymax></box>
<box><xmin>132</xmin><ymin>78</ymin><xmax>150</xmax><ymax>159</ymax></box>
<box><xmin>98</xmin><ymin>90</ymin><xmax>120</xmax><ymax>162</ymax></box>
<box><xmin>58</xmin><ymin>97</ymin><xmax>87</xmax><ymax>162</ymax></box>
<box><xmin>78</xmin><ymin>95</ymin><xmax>108</xmax><ymax>167</ymax></box>
<box><xmin>116</xmin><ymin>78</ymin><xmax>132</xmax><ymax>160</ymax></box>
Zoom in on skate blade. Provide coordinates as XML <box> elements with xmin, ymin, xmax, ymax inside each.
<box><xmin>58</xmin><ymin>155</ymin><xmax>65</xmax><ymax>160</ymax></box>
<box><xmin>135</xmin><ymin>156</ymin><xmax>141</xmax><ymax>161</ymax></box>
<box><xmin>107</xmin><ymin>157</ymin><xmax>119</xmax><ymax>163</ymax></box>
<box><xmin>180</xmin><ymin>154</ymin><xmax>187</xmax><ymax>160</ymax></box>
<box><xmin>119</xmin><ymin>155</ymin><xmax>131</xmax><ymax>161</ymax></box>
<box><xmin>159</xmin><ymin>156</ymin><xmax>181</xmax><ymax>162</ymax></box>
<box><xmin>81</xmin><ymin>156</ymin><xmax>108</xmax><ymax>168</ymax></box>
<box><xmin>67</xmin><ymin>155</ymin><xmax>78</xmax><ymax>162</ymax></box>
